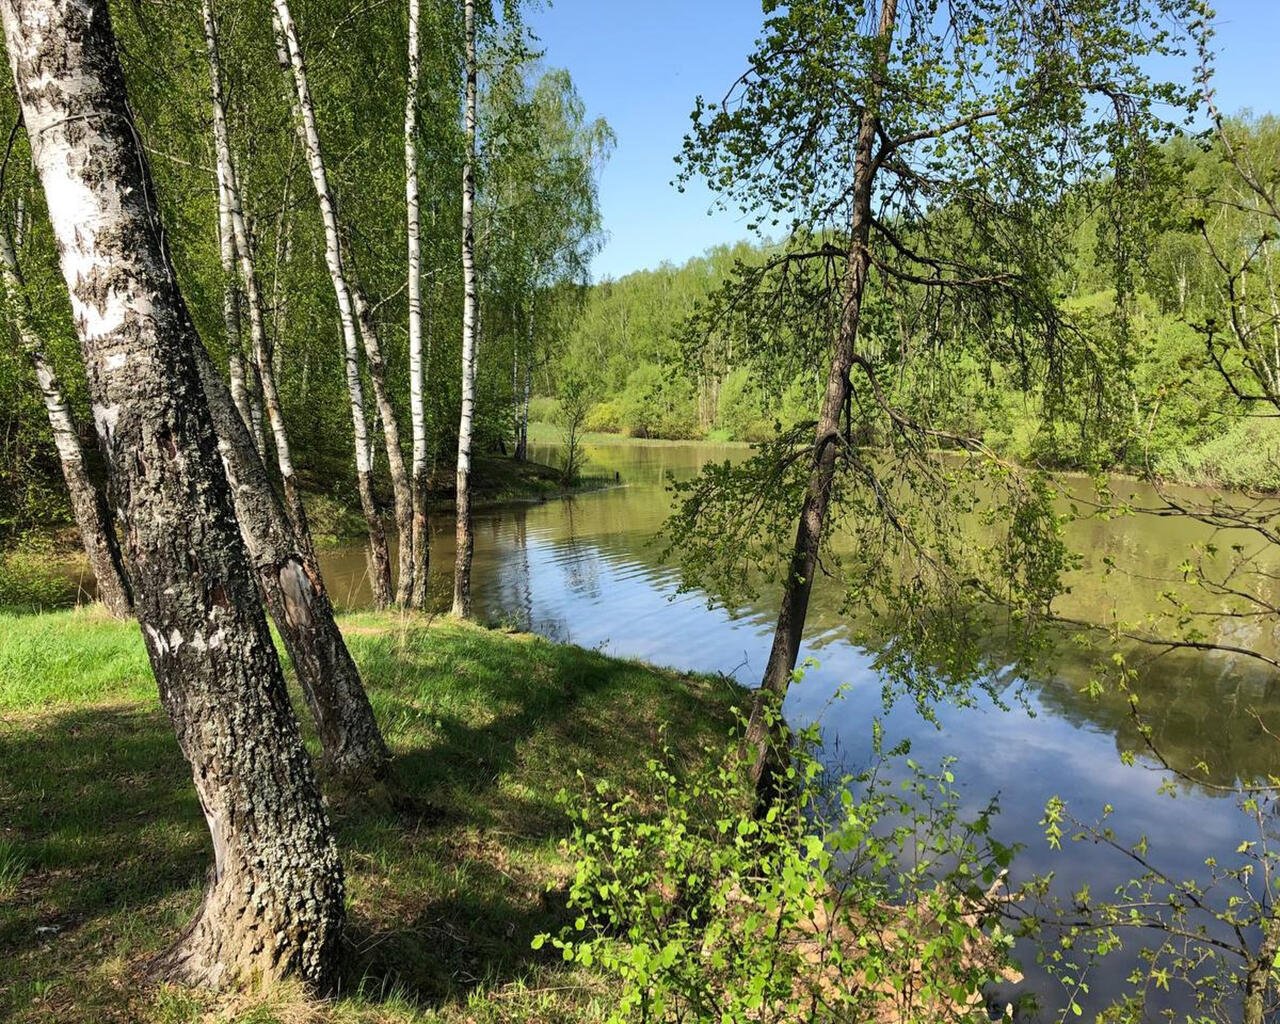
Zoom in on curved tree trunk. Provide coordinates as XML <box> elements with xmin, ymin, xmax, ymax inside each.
<box><xmin>1</xmin><ymin>0</ymin><xmax>344</xmax><ymax>988</ymax></box>
<box><xmin>742</xmin><ymin>0</ymin><xmax>897</xmax><ymax>794</ymax></box>
<box><xmin>273</xmin><ymin>0</ymin><xmax>392</xmax><ymax>608</ymax></box>
<box><xmin>406</xmin><ymin>0</ymin><xmax>431</xmax><ymax>609</ymax></box>
<box><xmin>193</xmin><ymin>341</ymin><xmax>389</xmax><ymax>784</ymax></box>
<box><xmin>201</xmin><ymin>0</ymin><xmax>315</xmax><ymax>562</ymax></box>
<box><xmin>0</xmin><ymin>228</ymin><xmax>132</xmax><ymax>619</ymax></box>
<box><xmin>453</xmin><ymin>0</ymin><xmax>478</xmax><ymax>619</ymax></box>
<box><xmin>349</xmin><ymin>262</ymin><xmax>415</xmax><ymax>606</ymax></box>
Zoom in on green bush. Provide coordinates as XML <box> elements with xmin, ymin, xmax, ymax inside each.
<box><xmin>1152</xmin><ymin>415</ymin><xmax>1280</xmax><ymax>491</ymax></box>
<box><xmin>0</xmin><ymin>544</ymin><xmax>75</xmax><ymax>610</ymax></box>
<box><xmin>585</xmin><ymin>400</ymin><xmax>623</xmax><ymax>434</ymax></box>
<box><xmin>529</xmin><ymin>395</ymin><xmax>561</xmax><ymax>424</ymax></box>
<box><xmin>539</xmin><ymin>722</ymin><xmax>1016</xmax><ymax>1023</ymax></box>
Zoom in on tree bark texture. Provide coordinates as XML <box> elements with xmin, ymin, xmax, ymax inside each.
<box><xmin>273</xmin><ymin>0</ymin><xmax>392</xmax><ymax>608</ymax></box>
<box><xmin>452</xmin><ymin>0</ymin><xmax>478</xmax><ymax>618</ymax></box>
<box><xmin>406</xmin><ymin>0</ymin><xmax>430</xmax><ymax>609</ymax></box>
<box><xmin>201</xmin><ymin>0</ymin><xmax>315</xmax><ymax>561</ymax></box>
<box><xmin>1</xmin><ymin>0</ymin><xmax>344</xmax><ymax>989</ymax></box>
<box><xmin>349</xmin><ymin>261</ymin><xmax>414</xmax><ymax>606</ymax></box>
<box><xmin>0</xmin><ymin>226</ymin><xmax>132</xmax><ymax>618</ymax></box>
<box><xmin>192</xmin><ymin>341</ymin><xmax>390</xmax><ymax>784</ymax></box>
<box><xmin>744</xmin><ymin>0</ymin><xmax>898</xmax><ymax>792</ymax></box>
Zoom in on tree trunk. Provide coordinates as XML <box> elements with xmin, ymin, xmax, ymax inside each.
<box><xmin>217</xmin><ymin>173</ymin><xmax>252</xmax><ymax>439</ymax></box>
<box><xmin>348</xmin><ymin>261</ymin><xmax>415</xmax><ymax>606</ymax></box>
<box><xmin>406</xmin><ymin>0</ymin><xmax>431</xmax><ymax>610</ymax></box>
<box><xmin>453</xmin><ymin>0</ymin><xmax>478</xmax><ymax>619</ymax></box>
<box><xmin>273</xmin><ymin>0</ymin><xmax>392</xmax><ymax>608</ymax></box>
<box><xmin>201</xmin><ymin>0</ymin><xmax>315</xmax><ymax>560</ymax></box>
<box><xmin>1</xmin><ymin>0</ymin><xmax>344</xmax><ymax>989</ymax></box>
<box><xmin>0</xmin><ymin>228</ymin><xmax>132</xmax><ymax>619</ymax></box>
<box><xmin>192</xmin><ymin>341</ymin><xmax>389</xmax><ymax>784</ymax></box>
<box><xmin>515</xmin><ymin>302</ymin><xmax>533</xmax><ymax>462</ymax></box>
<box><xmin>742</xmin><ymin>0</ymin><xmax>897</xmax><ymax>794</ymax></box>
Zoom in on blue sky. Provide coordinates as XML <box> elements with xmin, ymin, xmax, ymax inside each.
<box><xmin>528</xmin><ymin>0</ymin><xmax>1280</xmax><ymax>281</ymax></box>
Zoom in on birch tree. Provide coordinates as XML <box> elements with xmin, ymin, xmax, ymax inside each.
<box><xmin>669</xmin><ymin>0</ymin><xmax>1198</xmax><ymax>792</ymax></box>
<box><xmin>347</xmin><ymin>251</ymin><xmax>415</xmax><ymax>606</ymax></box>
<box><xmin>0</xmin><ymin>226</ymin><xmax>132</xmax><ymax>618</ymax></box>
<box><xmin>192</xmin><ymin>338</ymin><xmax>390</xmax><ymax>783</ymax></box>
<box><xmin>453</xmin><ymin>0</ymin><xmax>479</xmax><ymax>618</ymax></box>
<box><xmin>406</xmin><ymin>0</ymin><xmax>431</xmax><ymax>607</ymax></box>
<box><xmin>202</xmin><ymin>0</ymin><xmax>315</xmax><ymax>557</ymax></box>
<box><xmin>273</xmin><ymin>0</ymin><xmax>393</xmax><ymax>608</ymax></box>
<box><xmin>0</xmin><ymin>0</ymin><xmax>344</xmax><ymax>987</ymax></box>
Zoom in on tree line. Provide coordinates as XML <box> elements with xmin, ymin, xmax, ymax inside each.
<box><xmin>548</xmin><ymin>117</ymin><xmax>1280</xmax><ymax>491</ymax></box>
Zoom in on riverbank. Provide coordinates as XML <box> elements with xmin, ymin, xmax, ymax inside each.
<box><xmin>0</xmin><ymin>608</ymin><xmax>745</xmax><ymax>1023</ymax></box>
<box><xmin>529</xmin><ymin>417</ymin><xmax>1280</xmax><ymax>492</ymax></box>
<box><xmin>0</xmin><ymin>453</ymin><xmax>614</xmax><ymax>609</ymax></box>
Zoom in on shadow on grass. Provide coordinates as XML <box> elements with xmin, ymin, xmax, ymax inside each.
<box><xmin>0</xmin><ymin>620</ymin><xmax>742</xmax><ymax>1021</ymax></box>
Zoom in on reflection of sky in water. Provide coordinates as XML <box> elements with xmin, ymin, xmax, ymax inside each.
<box><xmin>317</xmin><ymin>441</ymin><xmax>1279</xmax><ymax>1018</ymax></box>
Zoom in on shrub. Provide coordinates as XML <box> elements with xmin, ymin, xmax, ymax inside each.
<box><xmin>539</xmin><ymin>722</ymin><xmax>1018</xmax><ymax>1023</ymax></box>
<box><xmin>0</xmin><ymin>543</ymin><xmax>75</xmax><ymax>610</ymax></box>
<box><xmin>585</xmin><ymin>400</ymin><xmax>623</xmax><ymax>434</ymax></box>
<box><xmin>529</xmin><ymin>395</ymin><xmax>562</xmax><ymax>424</ymax></box>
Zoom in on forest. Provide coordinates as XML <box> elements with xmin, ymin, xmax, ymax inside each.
<box><xmin>3</xmin><ymin>1</ymin><xmax>1280</xmax><ymax>1023</ymax></box>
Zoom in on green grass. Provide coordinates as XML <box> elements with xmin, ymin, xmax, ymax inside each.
<box><xmin>0</xmin><ymin>608</ymin><xmax>744</xmax><ymax>1023</ymax></box>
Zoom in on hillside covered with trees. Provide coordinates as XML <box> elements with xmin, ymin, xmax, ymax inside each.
<box><xmin>542</xmin><ymin>120</ymin><xmax>1280</xmax><ymax>489</ymax></box>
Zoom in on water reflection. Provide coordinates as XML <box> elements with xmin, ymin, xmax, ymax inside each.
<box><xmin>124</xmin><ymin>439</ymin><xmax>1280</xmax><ymax>1016</ymax></box>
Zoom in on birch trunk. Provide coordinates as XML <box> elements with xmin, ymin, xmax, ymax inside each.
<box><xmin>0</xmin><ymin>228</ymin><xmax>132</xmax><ymax>619</ymax></box>
<box><xmin>742</xmin><ymin>0</ymin><xmax>897</xmax><ymax>794</ymax></box>
<box><xmin>202</xmin><ymin>0</ymin><xmax>315</xmax><ymax>559</ymax></box>
<box><xmin>273</xmin><ymin>0</ymin><xmax>392</xmax><ymax>608</ymax></box>
<box><xmin>452</xmin><ymin>0</ymin><xmax>478</xmax><ymax>619</ymax></box>
<box><xmin>217</xmin><ymin>173</ymin><xmax>252</xmax><ymax>437</ymax></box>
<box><xmin>406</xmin><ymin>0</ymin><xmax>431</xmax><ymax>609</ymax></box>
<box><xmin>193</xmin><ymin>341</ymin><xmax>389</xmax><ymax>783</ymax></box>
<box><xmin>514</xmin><ymin>299</ymin><xmax>533</xmax><ymax>462</ymax></box>
<box><xmin>1</xmin><ymin>0</ymin><xmax>344</xmax><ymax>988</ymax></box>
<box><xmin>348</xmin><ymin>260</ymin><xmax>415</xmax><ymax>606</ymax></box>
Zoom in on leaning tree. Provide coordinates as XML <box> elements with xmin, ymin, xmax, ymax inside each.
<box><xmin>668</xmin><ymin>0</ymin><xmax>1199</xmax><ymax>791</ymax></box>
<box><xmin>0</xmin><ymin>0</ymin><xmax>344</xmax><ymax>989</ymax></box>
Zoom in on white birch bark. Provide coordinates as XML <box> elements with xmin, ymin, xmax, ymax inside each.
<box><xmin>1</xmin><ymin>0</ymin><xmax>344</xmax><ymax>988</ymax></box>
<box><xmin>0</xmin><ymin>226</ymin><xmax>132</xmax><ymax>619</ymax></box>
<box><xmin>452</xmin><ymin>0</ymin><xmax>478</xmax><ymax>618</ymax></box>
<box><xmin>273</xmin><ymin>0</ymin><xmax>392</xmax><ymax>607</ymax></box>
<box><xmin>406</xmin><ymin>0</ymin><xmax>431</xmax><ymax>608</ymax></box>
<box><xmin>347</xmin><ymin>259</ymin><xmax>414</xmax><ymax>604</ymax></box>
<box><xmin>202</xmin><ymin>0</ymin><xmax>314</xmax><ymax>556</ymax></box>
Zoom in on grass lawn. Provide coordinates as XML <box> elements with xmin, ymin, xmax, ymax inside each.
<box><xmin>0</xmin><ymin>608</ymin><xmax>745</xmax><ymax>1023</ymax></box>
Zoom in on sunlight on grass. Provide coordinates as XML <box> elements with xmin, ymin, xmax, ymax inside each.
<box><xmin>0</xmin><ymin>610</ymin><xmax>743</xmax><ymax>1023</ymax></box>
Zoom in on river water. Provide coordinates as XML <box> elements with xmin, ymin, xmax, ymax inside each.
<box><xmin>199</xmin><ymin>441</ymin><xmax>1280</xmax><ymax>1015</ymax></box>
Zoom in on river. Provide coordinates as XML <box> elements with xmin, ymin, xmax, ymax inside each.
<box><xmin>164</xmin><ymin>440</ymin><xmax>1280</xmax><ymax>1016</ymax></box>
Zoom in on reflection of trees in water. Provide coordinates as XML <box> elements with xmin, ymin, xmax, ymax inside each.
<box><xmin>1027</xmin><ymin>642</ymin><xmax>1280</xmax><ymax>792</ymax></box>
<box><xmin>490</xmin><ymin>504</ymin><xmax>536</xmax><ymax>630</ymax></box>
<box><xmin>556</xmin><ymin>498</ymin><xmax>602</xmax><ymax>600</ymax></box>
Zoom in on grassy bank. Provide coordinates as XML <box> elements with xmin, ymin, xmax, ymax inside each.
<box><xmin>0</xmin><ymin>453</ymin><xmax>597</xmax><ymax>608</ymax></box>
<box><xmin>0</xmin><ymin>609</ymin><xmax>744</xmax><ymax>1023</ymax></box>
<box><xmin>526</xmin><ymin>421</ymin><xmax>750</xmax><ymax>448</ymax></box>
<box><xmin>304</xmin><ymin>452</ymin><xmax>588</xmax><ymax>547</ymax></box>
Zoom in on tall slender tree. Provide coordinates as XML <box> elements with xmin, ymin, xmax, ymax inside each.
<box><xmin>453</xmin><ymin>0</ymin><xmax>478</xmax><ymax>618</ymax></box>
<box><xmin>273</xmin><ymin>0</ymin><xmax>393</xmax><ymax>608</ymax></box>
<box><xmin>1</xmin><ymin>0</ymin><xmax>344</xmax><ymax>986</ymax></box>
<box><xmin>0</xmin><ymin>226</ymin><xmax>132</xmax><ymax>618</ymax></box>
<box><xmin>201</xmin><ymin>0</ymin><xmax>315</xmax><ymax>558</ymax></box>
<box><xmin>670</xmin><ymin>0</ymin><xmax>1197</xmax><ymax>792</ymax></box>
<box><xmin>406</xmin><ymin>0</ymin><xmax>431</xmax><ymax>608</ymax></box>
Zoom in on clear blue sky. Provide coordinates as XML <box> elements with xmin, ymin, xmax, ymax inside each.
<box><xmin>528</xmin><ymin>0</ymin><xmax>1280</xmax><ymax>281</ymax></box>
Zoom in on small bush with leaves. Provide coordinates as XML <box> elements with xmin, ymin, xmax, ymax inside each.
<box><xmin>537</xmin><ymin>722</ymin><xmax>1019</xmax><ymax>1023</ymax></box>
